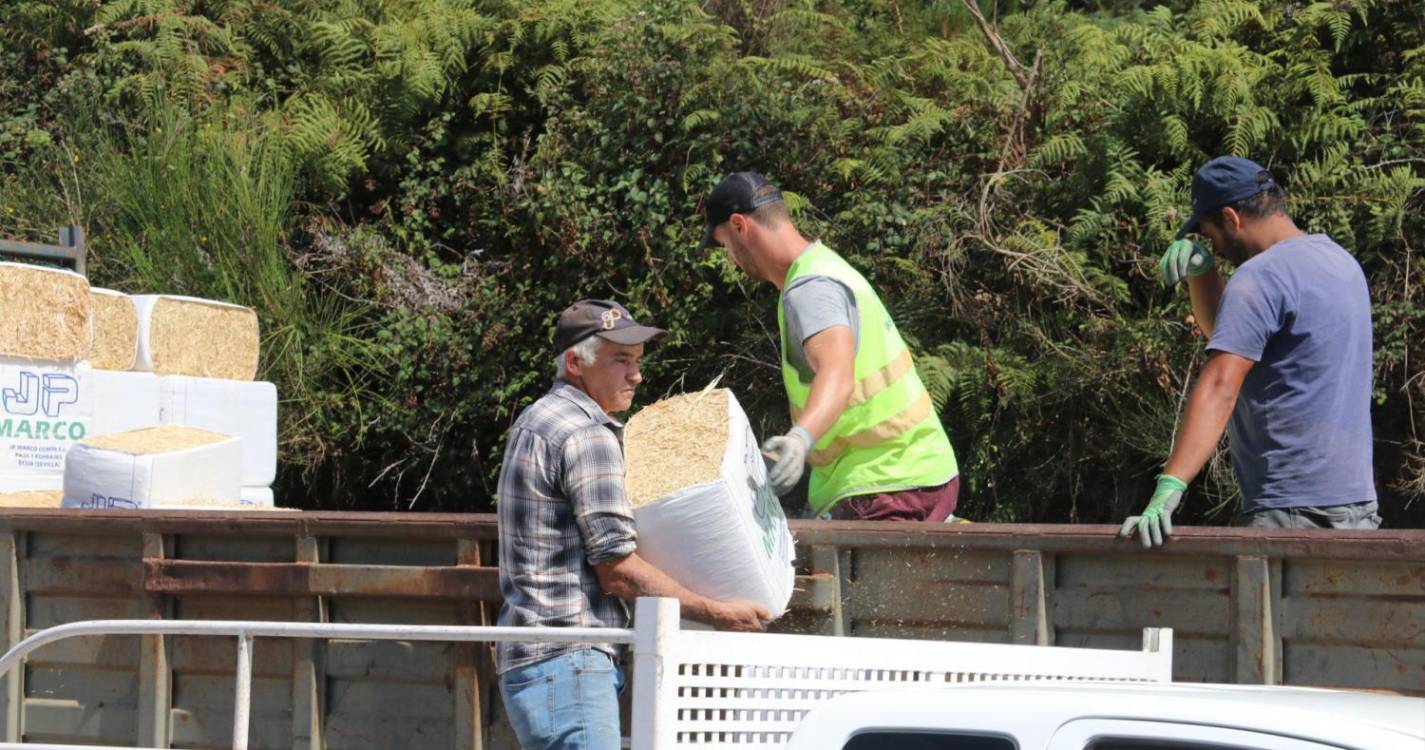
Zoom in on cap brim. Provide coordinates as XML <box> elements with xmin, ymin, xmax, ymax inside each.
<box><xmin>697</xmin><ymin>228</ymin><xmax>716</xmax><ymax>255</ymax></box>
<box><xmin>598</xmin><ymin>325</ymin><xmax>666</xmax><ymax>346</ymax></box>
<box><xmin>1175</xmin><ymin>210</ymin><xmax>1202</xmax><ymax>240</ymax></box>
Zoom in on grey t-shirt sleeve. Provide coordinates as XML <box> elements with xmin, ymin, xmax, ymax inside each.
<box><xmin>1207</xmin><ymin>266</ymin><xmax>1286</xmax><ymax>362</ymax></box>
<box><xmin>782</xmin><ymin>275</ymin><xmax>859</xmax><ymax>382</ymax></box>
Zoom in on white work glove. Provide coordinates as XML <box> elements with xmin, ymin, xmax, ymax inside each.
<box><xmin>762</xmin><ymin>426</ymin><xmax>814</xmax><ymax>497</ymax></box>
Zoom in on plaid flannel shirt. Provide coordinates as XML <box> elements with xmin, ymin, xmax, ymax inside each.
<box><xmin>494</xmin><ymin>380</ymin><xmax>639</xmax><ymax>674</ymax></box>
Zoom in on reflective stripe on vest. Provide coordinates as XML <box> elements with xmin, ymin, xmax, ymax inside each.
<box><xmin>790</xmin><ymin>348</ymin><xmax>916</xmax><ymax>421</ymax></box>
<box><xmin>807</xmin><ymin>390</ymin><xmax>933</xmax><ymax>467</ymax></box>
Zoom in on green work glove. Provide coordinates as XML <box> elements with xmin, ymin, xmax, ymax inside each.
<box><xmin>762</xmin><ymin>426</ymin><xmax>814</xmax><ymax>497</ymax></box>
<box><xmin>1119</xmin><ymin>474</ymin><xmax>1187</xmax><ymax>549</ymax></box>
<box><xmin>1158</xmin><ymin>240</ymin><xmax>1213</xmax><ymax>285</ymax></box>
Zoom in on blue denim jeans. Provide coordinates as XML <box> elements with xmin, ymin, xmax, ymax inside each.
<box><xmin>499</xmin><ymin>649</ymin><xmax>624</xmax><ymax>750</ymax></box>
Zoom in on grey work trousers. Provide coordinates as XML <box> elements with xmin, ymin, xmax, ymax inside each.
<box><xmin>1235</xmin><ymin>500</ymin><xmax>1381</xmax><ymax>530</ymax></box>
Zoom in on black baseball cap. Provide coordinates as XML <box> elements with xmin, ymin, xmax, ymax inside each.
<box><xmin>553</xmin><ymin>299</ymin><xmax>666</xmax><ymax>353</ymax></box>
<box><xmin>1177</xmin><ymin>156</ymin><xmax>1278</xmax><ymax>239</ymax></box>
<box><xmin>698</xmin><ymin>172</ymin><xmax>785</xmax><ymax>252</ymax></box>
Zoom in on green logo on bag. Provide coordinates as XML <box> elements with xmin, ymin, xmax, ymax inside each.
<box><xmin>0</xmin><ymin>418</ymin><xmax>86</xmax><ymax>441</ymax></box>
<box><xmin>752</xmin><ymin>482</ymin><xmax>783</xmax><ymax>558</ymax></box>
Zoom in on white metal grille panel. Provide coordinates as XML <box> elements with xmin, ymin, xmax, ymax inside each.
<box><xmin>663</xmin><ymin>629</ymin><xmax>1172</xmax><ymax>748</ymax></box>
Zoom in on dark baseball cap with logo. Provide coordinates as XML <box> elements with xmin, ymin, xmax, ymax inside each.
<box><xmin>1177</xmin><ymin>156</ymin><xmax>1278</xmax><ymax>239</ymax></box>
<box><xmin>553</xmin><ymin>299</ymin><xmax>666</xmax><ymax>353</ymax></box>
<box><xmin>698</xmin><ymin>172</ymin><xmax>785</xmax><ymax>252</ymax></box>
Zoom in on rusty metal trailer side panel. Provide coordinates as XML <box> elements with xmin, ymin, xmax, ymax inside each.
<box><xmin>0</xmin><ymin>513</ymin><xmax>500</xmax><ymax>750</ymax></box>
<box><xmin>0</xmin><ymin>511</ymin><xmax>1421</xmax><ymax>750</ymax></box>
<box><xmin>787</xmin><ymin>522</ymin><xmax>1425</xmax><ymax>695</ymax></box>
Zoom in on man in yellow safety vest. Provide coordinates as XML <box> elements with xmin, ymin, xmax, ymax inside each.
<box><xmin>699</xmin><ymin>172</ymin><xmax>960</xmax><ymax>521</ymax></box>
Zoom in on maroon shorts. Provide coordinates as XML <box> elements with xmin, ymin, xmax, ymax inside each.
<box><xmin>827</xmin><ymin>477</ymin><xmax>960</xmax><ymax>522</ymax></box>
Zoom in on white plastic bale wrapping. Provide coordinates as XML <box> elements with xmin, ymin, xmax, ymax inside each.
<box><xmin>158</xmin><ymin>376</ymin><xmax>277</xmax><ymax>486</ymax></box>
<box><xmin>239</xmin><ymin>486</ymin><xmax>275</xmax><ymax>507</ymax></box>
<box><xmin>132</xmin><ymin>295</ymin><xmax>260</xmax><ymax>380</ymax></box>
<box><xmin>61</xmin><ymin>426</ymin><xmax>242</xmax><ymax>509</ymax></box>
<box><xmin>0</xmin><ymin>262</ymin><xmax>91</xmax><ymax>362</ymax></box>
<box><xmin>0</xmin><ymin>474</ymin><xmax>62</xmax><ymax>492</ymax></box>
<box><xmin>91</xmin><ymin>369</ymin><xmax>162</xmax><ymax>437</ymax></box>
<box><xmin>627</xmin><ymin>390</ymin><xmax>795</xmax><ymax>618</ymax></box>
<box><xmin>0</xmin><ymin>359</ymin><xmax>94</xmax><ymax>475</ymax></box>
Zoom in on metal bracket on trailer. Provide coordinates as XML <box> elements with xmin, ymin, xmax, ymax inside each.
<box><xmin>0</xmin><ymin>226</ymin><xmax>86</xmax><ymax>276</ymax></box>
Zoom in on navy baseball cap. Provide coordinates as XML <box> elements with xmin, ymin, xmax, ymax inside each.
<box><xmin>698</xmin><ymin>172</ymin><xmax>784</xmax><ymax>252</ymax></box>
<box><xmin>1177</xmin><ymin>156</ymin><xmax>1278</xmax><ymax>239</ymax></box>
<box><xmin>554</xmin><ymin>299</ymin><xmax>665</xmax><ymax>353</ymax></box>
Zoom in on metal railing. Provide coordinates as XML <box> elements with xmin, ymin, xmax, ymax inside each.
<box><xmin>0</xmin><ymin>226</ymin><xmax>86</xmax><ymax>275</ymax></box>
<box><xmin>0</xmin><ymin>595</ymin><xmax>1176</xmax><ymax>750</ymax></box>
<box><xmin>0</xmin><ymin>618</ymin><xmax>635</xmax><ymax>750</ymax></box>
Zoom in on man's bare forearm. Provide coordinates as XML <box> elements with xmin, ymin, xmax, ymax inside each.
<box><xmin>595</xmin><ymin>552</ymin><xmax>720</xmax><ymax>623</ymax></box>
<box><xmin>1162</xmin><ymin>353</ymin><xmax>1254</xmax><ymax>481</ymax></box>
<box><xmin>799</xmin><ymin>367</ymin><xmax>852</xmax><ymax>439</ymax></box>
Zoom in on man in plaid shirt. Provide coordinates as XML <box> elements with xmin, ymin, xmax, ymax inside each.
<box><xmin>496</xmin><ymin>299</ymin><xmax>768</xmax><ymax>750</ymax></box>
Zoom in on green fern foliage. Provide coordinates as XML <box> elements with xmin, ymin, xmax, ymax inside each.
<box><xmin>4</xmin><ymin>0</ymin><xmax>1422</xmax><ymax>521</ymax></box>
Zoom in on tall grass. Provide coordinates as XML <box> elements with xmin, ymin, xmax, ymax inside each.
<box><xmin>87</xmin><ymin>101</ymin><xmax>384</xmax><ymax>484</ymax></box>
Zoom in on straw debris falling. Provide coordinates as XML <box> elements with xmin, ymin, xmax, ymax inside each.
<box><xmin>0</xmin><ymin>262</ymin><xmax>90</xmax><ymax>361</ymax></box>
<box><xmin>89</xmin><ymin>289</ymin><xmax>138</xmax><ymax>370</ymax></box>
<box><xmin>624</xmin><ymin>388</ymin><xmax>731</xmax><ymax>508</ymax></box>
<box><xmin>158</xmin><ymin>498</ymin><xmax>286</xmax><ymax>511</ymax></box>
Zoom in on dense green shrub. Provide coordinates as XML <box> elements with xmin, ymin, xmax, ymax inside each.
<box><xmin>2</xmin><ymin>0</ymin><xmax>1422</xmax><ymax>525</ymax></box>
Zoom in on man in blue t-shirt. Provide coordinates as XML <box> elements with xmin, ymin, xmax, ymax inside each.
<box><xmin>1121</xmin><ymin>156</ymin><xmax>1380</xmax><ymax>547</ymax></box>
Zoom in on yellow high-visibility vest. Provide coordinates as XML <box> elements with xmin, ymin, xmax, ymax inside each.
<box><xmin>778</xmin><ymin>242</ymin><xmax>958</xmax><ymax>513</ymax></box>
